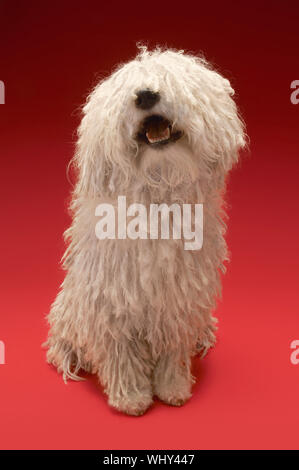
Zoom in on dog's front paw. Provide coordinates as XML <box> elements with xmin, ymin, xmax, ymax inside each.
<box><xmin>154</xmin><ymin>374</ymin><xmax>192</xmax><ymax>407</ymax></box>
<box><xmin>108</xmin><ymin>393</ymin><xmax>153</xmax><ymax>416</ymax></box>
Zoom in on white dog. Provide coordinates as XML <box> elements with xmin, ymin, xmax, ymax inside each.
<box><xmin>45</xmin><ymin>46</ymin><xmax>245</xmax><ymax>416</ymax></box>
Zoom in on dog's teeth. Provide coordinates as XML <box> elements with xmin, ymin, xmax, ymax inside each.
<box><xmin>146</xmin><ymin>127</ymin><xmax>170</xmax><ymax>144</ymax></box>
<box><xmin>164</xmin><ymin>127</ymin><xmax>170</xmax><ymax>139</ymax></box>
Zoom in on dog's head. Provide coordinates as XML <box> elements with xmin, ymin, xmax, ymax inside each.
<box><xmin>74</xmin><ymin>46</ymin><xmax>246</xmax><ymax>195</ymax></box>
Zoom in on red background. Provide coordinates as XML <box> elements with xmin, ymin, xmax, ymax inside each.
<box><xmin>0</xmin><ymin>0</ymin><xmax>299</xmax><ymax>450</ymax></box>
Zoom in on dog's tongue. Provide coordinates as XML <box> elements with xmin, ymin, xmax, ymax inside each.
<box><xmin>146</xmin><ymin>126</ymin><xmax>170</xmax><ymax>144</ymax></box>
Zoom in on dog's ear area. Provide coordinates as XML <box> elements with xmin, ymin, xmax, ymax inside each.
<box><xmin>69</xmin><ymin>76</ymin><xmax>134</xmax><ymax>198</ymax></box>
<box><xmin>71</xmin><ymin>110</ymin><xmax>133</xmax><ymax>198</ymax></box>
<box><xmin>200</xmin><ymin>72</ymin><xmax>246</xmax><ymax>175</ymax></box>
<box><xmin>215</xmin><ymin>77</ymin><xmax>246</xmax><ymax>172</ymax></box>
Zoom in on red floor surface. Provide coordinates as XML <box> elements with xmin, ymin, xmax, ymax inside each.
<box><xmin>0</xmin><ymin>1</ymin><xmax>299</xmax><ymax>450</ymax></box>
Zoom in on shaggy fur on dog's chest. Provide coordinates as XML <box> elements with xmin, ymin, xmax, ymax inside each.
<box><xmin>48</xmin><ymin>180</ymin><xmax>224</xmax><ymax>369</ymax></box>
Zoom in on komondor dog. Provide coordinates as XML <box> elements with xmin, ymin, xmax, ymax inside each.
<box><xmin>45</xmin><ymin>46</ymin><xmax>245</xmax><ymax>416</ymax></box>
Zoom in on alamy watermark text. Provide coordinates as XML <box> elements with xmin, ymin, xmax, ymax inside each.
<box><xmin>0</xmin><ymin>340</ymin><xmax>5</xmax><ymax>364</ymax></box>
<box><xmin>0</xmin><ymin>81</ymin><xmax>5</xmax><ymax>104</ymax></box>
<box><xmin>290</xmin><ymin>80</ymin><xmax>299</xmax><ymax>104</ymax></box>
<box><xmin>95</xmin><ymin>196</ymin><xmax>203</xmax><ymax>250</ymax></box>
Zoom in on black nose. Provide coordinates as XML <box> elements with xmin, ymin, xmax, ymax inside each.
<box><xmin>135</xmin><ymin>89</ymin><xmax>160</xmax><ymax>110</ymax></box>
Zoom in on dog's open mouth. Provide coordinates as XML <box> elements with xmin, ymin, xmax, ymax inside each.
<box><xmin>136</xmin><ymin>115</ymin><xmax>182</xmax><ymax>148</ymax></box>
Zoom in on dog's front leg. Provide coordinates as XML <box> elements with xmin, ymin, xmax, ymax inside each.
<box><xmin>99</xmin><ymin>333</ymin><xmax>154</xmax><ymax>416</ymax></box>
<box><xmin>153</xmin><ymin>350</ymin><xmax>194</xmax><ymax>406</ymax></box>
